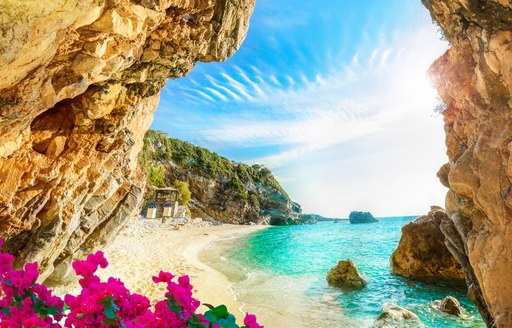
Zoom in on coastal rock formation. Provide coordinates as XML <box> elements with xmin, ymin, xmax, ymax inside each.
<box><xmin>0</xmin><ymin>0</ymin><xmax>255</xmax><ymax>284</ymax></box>
<box><xmin>433</xmin><ymin>296</ymin><xmax>464</xmax><ymax>317</ymax></box>
<box><xmin>390</xmin><ymin>206</ymin><xmax>464</xmax><ymax>280</ymax></box>
<box><xmin>349</xmin><ymin>211</ymin><xmax>378</xmax><ymax>224</ymax></box>
<box><xmin>373</xmin><ymin>304</ymin><xmax>424</xmax><ymax>328</ymax></box>
<box><xmin>422</xmin><ymin>0</ymin><xmax>512</xmax><ymax>325</ymax></box>
<box><xmin>326</xmin><ymin>259</ymin><xmax>366</xmax><ymax>289</ymax></box>
<box><xmin>141</xmin><ymin>131</ymin><xmax>303</xmax><ymax>225</ymax></box>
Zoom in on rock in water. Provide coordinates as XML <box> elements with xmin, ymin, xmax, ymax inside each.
<box><xmin>390</xmin><ymin>206</ymin><xmax>464</xmax><ymax>280</ymax></box>
<box><xmin>373</xmin><ymin>304</ymin><xmax>424</xmax><ymax>328</ymax></box>
<box><xmin>349</xmin><ymin>211</ymin><xmax>378</xmax><ymax>224</ymax></box>
<box><xmin>0</xmin><ymin>0</ymin><xmax>255</xmax><ymax>284</ymax></box>
<box><xmin>433</xmin><ymin>296</ymin><xmax>464</xmax><ymax>317</ymax></box>
<box><xmin>423</xmin><ymin>0</ymin><xmax>512</xmax><ymax>325</ymax></box>
<box><xmin>326</xmin><ymin>259</ymin><xmax>366</xmax><ymax>288</ymax></box>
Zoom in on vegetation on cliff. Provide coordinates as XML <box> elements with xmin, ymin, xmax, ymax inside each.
<box><xmin>141</xmin><ymin>130</ymin><xmax>301</xmax><ymax>224</ymax></box>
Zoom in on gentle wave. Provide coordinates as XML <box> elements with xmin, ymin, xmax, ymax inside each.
<box><xmin>201</xmin><ymin>219</ymin><xmax>485</xmax><ymax>328</ymax></box>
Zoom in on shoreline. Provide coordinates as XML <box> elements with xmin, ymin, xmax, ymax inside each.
<box><xmin>64</xmin><ymin>219</ymin><xmax>268</xmax><ymax>322</ymax></box>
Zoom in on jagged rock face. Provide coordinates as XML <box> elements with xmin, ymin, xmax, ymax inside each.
<box><xmin>142</xmin><ymin>131</ymin><xmax>302</xmax><ymax>225</ymax></box>
<box><xmin>422</xmin><ymin>0</ymin><xmax>512</xmax><ymax>326</ymax></box>
<box><xmin>0</xmin><ymin>0</ymin><xmax>255</xmax><ymax>284</ymax></box>
<box><xmin>373</xmin><ymin>304</ymin><xmax>424</xmax><ymax>328</ymax></box>
<box><xmin>433</xmin><ymin>296</ymin><xmax>465</xmax><ymax>317</ymax></box>
<box><xmin>390</xmin><ymin>206</ymin><xmax>464</xmax><ymax>280</ymax></box>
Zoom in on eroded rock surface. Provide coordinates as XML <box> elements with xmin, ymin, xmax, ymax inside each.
<box><xmin>373</xmin><ymin>304</ymin><xmax>424</xmax><ymax>328</ymax></box>
<box><xmin>326</xmin><ymin>259</ymin><xmax>366</xmax><ymax>289</ymax></box>
<box><xmin>390</xmin><ymin>206</ymin><xmax>464</xmax><ymax>280</ymax></box>
<box><xmin>422</xmin><ymin>0</ymin><xmax>512</xmax><ymax>326</ymax></box>
<box><xmin>0</xmin><ymin>0</ymin><xmax>255</xmax><ymax>284</ymax></box>
<box><xmin>433</xmin><ymin>296</ymin><xmax>465</xmax><ymax>317</ymax></box>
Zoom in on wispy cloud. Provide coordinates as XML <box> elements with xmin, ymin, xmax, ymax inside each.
<box><xmin>159</xmin><ymin>23</ymin><xmax>445</xmax><ymax>170</ymax></box>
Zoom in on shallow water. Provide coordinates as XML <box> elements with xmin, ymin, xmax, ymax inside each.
<box><xmin>201</xmin><ymin>218</ymin><xmax>485</xmax><ymax>328</ymax></box>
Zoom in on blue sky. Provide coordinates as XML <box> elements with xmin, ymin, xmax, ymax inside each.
<box><xmin>152</xmin><ymin>0</ymin><xmax>449</xmax><ymax>217</ymax></box>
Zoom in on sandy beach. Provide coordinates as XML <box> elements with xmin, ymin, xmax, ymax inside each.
<box><xmin>72</xmin><ymin>219</ymin><xmax>268</xmax><ymax>321</ymax></box>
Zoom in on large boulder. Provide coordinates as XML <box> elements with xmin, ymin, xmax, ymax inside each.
<box><xmin>373</xmin><ymin>304</ymin><xmax>424</xmax><ymax>328</ymax></box>
<box><xmin>326</xmin><ymin>259</ymin><xmax>366</xmax><ymax>289</ymax></box>
<box><xmin>349</xmin><ymin>211</ymin><xmax>378</xmax><ymax>224</ymax></box>
<box><xmin>433</xmin><ymin>296</ymin><xmax>464</xmax><ymax>317</ymax></box>
<box><xmin>390</xmin><ymin>206</ymin><xmax>464</xmax><ymax>280</ymax></box>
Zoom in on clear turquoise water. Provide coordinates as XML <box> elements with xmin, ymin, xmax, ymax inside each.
<box><xmin>202</xmin><ymin>218</ymin><xmax>485</xmax><ymax>328</ymax></box>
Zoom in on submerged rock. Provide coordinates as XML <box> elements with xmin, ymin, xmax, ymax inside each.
<box><xmin>373</xmin><ymin>304</ymin><xmax>424</xmax><ymax>328</ymax></box>
<box><xmin>326</xmin><ymin>259</ymin><xmax>366</xmax><ymax>288</ymax></box>
<box><xmin>390</xmin><ymin>206</ymin><xmax>464</xmax><ymax>280</ymax></box>
<box><xmin>433</xmin><ymin>296</ymin><xmax>464</xmax><ymax>317</ymax></box>
<box><xmin>349</xmin><ymin>211</ymin><xmax>378</xmax><ymax>224</ymax></box>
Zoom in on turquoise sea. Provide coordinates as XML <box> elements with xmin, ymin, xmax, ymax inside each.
<box><xmin>201</xmin><ymin>218</ymin><xmax>485</xmax><ymax>328</ymax></box>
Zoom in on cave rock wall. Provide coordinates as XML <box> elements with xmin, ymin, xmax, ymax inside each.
<box><xmin>0</xmin><ymin>0</ymin><xmax>255</xmax><ymax>284</ymax></box>
<box><xmin>423</xmin><ymin>0</ymin><xmax>512</xmax><ymax>326</ymax></box>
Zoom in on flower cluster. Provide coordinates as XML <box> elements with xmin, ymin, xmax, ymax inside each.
<box><xmin>0</xmin><ymin>240</ymin><xmax>263</xmax><ymax>328</ymax></box>
<box><xmin>0</xmin><ymin>240</ymin><xmax>64</xmax><ymax>327</ymax></box>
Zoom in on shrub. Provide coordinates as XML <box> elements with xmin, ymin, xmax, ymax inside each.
<box><xmin>249</xmin><ymin>194</ymin><xmax>260</xmax><ymax>209</ymax></box>
<box><xmin>173</xmin><ymin>180</ymin><xmax>192</xmax><ymax>206</ymax></box>
<box><xmin>148</xmin><ymin>164</ymin><xmax>166</xmax><ymax>188</ymax></box>
<box><xmin>0</xmin><ymin>240</ymin><xmax>263</xmax><ymax>328</ymax></box>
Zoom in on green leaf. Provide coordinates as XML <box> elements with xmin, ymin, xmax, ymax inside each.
<box><xmin>46</xmin><ymin>306</ymin><xmax>58</xmax><ymax>315</ymax></box>
<box><xmin>98</xmin><ymin>296</ymin><xmax>115</xmax><ymax>307</ymax></box>
<box><xmin>0</xmin><ymin>307</ymin><xmax>10</xmax><ymax>316</ymax></box>
<box><xmin>203</xmin><ymin>312</ymin><xmax>217</xmax><ymax>323</ymax></box>
<box><xmin>203</xmin><ymin>303</ymin><xmax>215</xmax><ymax>310</ymax></box>
<box><xmin>103</xmin><ymin>318</ymin><xmax>118</xmax><ymax>325</ymax></box>
<box><xmin>104</xmin><ymin>307</ymin><xmax>116</xmax><ymax>319</ymax></box>
<box><xmin>5</xmin><ymin>279</ymin><xmax>12</xmax><ymax>287</ymax></box>
<box><xmin>64</xmin><ymin>303</ymin><xmax>70</xmax><ymax>311</ymax></box>
<box><xmin>208</xmin><ymin>305</ymin><xmax>228</xmax><ymax>320</ymax></box>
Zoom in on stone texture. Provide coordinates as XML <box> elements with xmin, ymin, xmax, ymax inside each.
<box><xmin>390</xmin><ymin>206</ymin><xmax>464</xmax><ymax>280</ymax></box>
<box><xmin>0</xmin><ymin>0</ymin><xmax>255</xmax><ymax>284</ymax></box>
<box><xmin>373</xmin><ymin>304</ymin><xmax>424</xmax><ymax>328</ymax></box>
<box><xmin>326</xmin><ymin>259</ymin><xmax>366</xmax><ymax>289</ymax></box>
<box><xmin>433</xmin><ymin>296</ymin><xmax>465</xmax><ymax>317</ymax></box>
<box><xmin>422</xmin><ymin>0</ymin><xmax>512</xmax><ymax>326</ymax></box>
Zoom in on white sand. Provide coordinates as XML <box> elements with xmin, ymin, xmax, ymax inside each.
<box><xmin>71</xmin><ymin>219</ymin><xmax>268</xmax><ymax>321</ymax></box>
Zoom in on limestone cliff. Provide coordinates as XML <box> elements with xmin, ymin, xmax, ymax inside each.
<box><xmin>422</xmin><ymin>0</ymin><xmax>512</xmax><ymax>326</ymax></box>
<box><xmin>141</xmin><ymin>130</ymin><xmax>303</xmax><ymax>225</ymax></box>
<box><xmin>0</xmin><ymin>0</ymin><xmax>255</xmax><ymax>284</ymax></box>
<box><xmin>390</xmin><ymin>206</ymin><xmax>464</xmax><ymax>281</ymax></box>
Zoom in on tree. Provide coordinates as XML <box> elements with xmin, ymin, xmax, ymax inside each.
<box><xmin>148</xmin><ymin>165</ymin><xmax>166</xmax><ymax>188</ymax></box>
<box><xmin>173</xmin><ymin>180</ymin><xmax>191</xmax><ymax>205</ymax></box>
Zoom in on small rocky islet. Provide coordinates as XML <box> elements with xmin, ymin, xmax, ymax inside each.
<box><xmin>348</xmin><ymin>211</ymin><xmax>379</xmax><ymax>224</ymax></box>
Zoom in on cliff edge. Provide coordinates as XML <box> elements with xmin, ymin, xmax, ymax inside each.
<box><xmin>423</xmin><ymin>0</ymin><xmax>512</xmax><ymax>325</ymax></box>
<box><xmin>141</xmin><ymin>130</ymin><xmax>303</xmax><ymax>225</ymax></box>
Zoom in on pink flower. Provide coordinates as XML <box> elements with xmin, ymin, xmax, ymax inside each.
<box><xmin>0</xmin><ymin>240</ymin><xmax>260</xmax><ymax>328</ymax></box>
<box><xmin>244</xmin><ymin>313</ymin><xmax>264</xmax><ymax>328</ymax></box>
